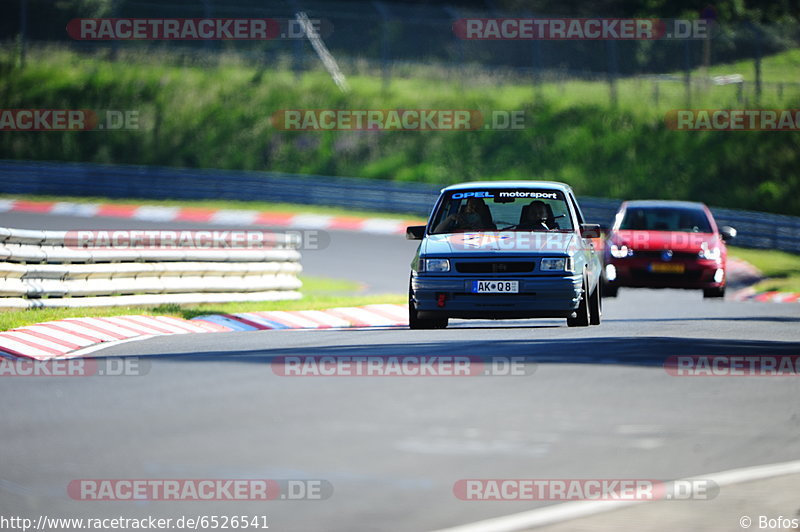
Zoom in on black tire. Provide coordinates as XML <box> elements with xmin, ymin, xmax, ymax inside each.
<box><xmin>567</xmin><ymin>275</ymin><xmax>591</xmax><ymax>327</ymax></box>
<box><xmin>602</xmin><ymin>282</ymin><xmax>618</xmax><ymax>298</ymax></box>
<box><xmin>703</xmin><ymin>286</ymin><xmax>726</xmax><ymax>299</ymax></box>
<box><xmin>589</xmin><ymin>281</ymin><xmax>602</xmax><ymax>325</ymax></box>
<box><xmin>408</xmin><ymin>281</ymin><xmax>449</xmax><ymax>329</ymax></box>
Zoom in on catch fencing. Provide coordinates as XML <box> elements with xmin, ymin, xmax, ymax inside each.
<box><xmin>5</xmin><ymin>1</ymin><xmax>800</xmax><ymax>106</ymax></box>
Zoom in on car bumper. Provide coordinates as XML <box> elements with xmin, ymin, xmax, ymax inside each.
<box><xmin>411</xmin><ymin>274</ymin><xmax>584</xmax><ymax>319</ymax></box>
<box><xmin>606</xmin><ymin>258</ymin><xmax>725</xmax><ymax>289</ymax></box>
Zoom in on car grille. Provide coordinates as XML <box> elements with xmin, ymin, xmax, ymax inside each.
<box><xmin>455</xmin><ymin>261</ymin><xmax>535</xmax><ymax>274</ymax></box>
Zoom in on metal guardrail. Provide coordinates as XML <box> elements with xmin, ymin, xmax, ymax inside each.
<box><xmin>0</xmin><ymin>225</ymin><xmax>302</xmax><ymax>308</ymax></box>
<box><xmin>1</xmin><ymin>160</ymin><xmax>799</xmax><ymax>253</ymax></box>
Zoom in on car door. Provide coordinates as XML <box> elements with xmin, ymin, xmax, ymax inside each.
<box><xmin>567</xmin><ymin>191</ymin><xmax>602</xmax><ymax>290</ymax></box>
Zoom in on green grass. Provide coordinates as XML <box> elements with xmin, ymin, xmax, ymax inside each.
<box><xmin>0</xmin><ymin>194</ymin><xmax>425</xmax><ymax>222</ymax></box>
<box><xmin>728</xmin><ymin>246</ymin><xmax>800</xmax><ymax>292</ymax></box>
<box><xmin>0</xmin><ymin>275</ymin><xmax>405</xmax><ymax>331</ymax></box>
<box><xmin>1</xmin><ymin>45</ymin><xmax>799</xmax><ymax>215</ymax></box>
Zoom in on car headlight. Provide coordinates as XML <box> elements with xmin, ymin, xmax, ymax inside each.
<box><xmin>605</xmin><ymin>264</ymin><xmax>617</xmax><ymax>281</ymax></box>
<box><xmin>540</xmin><ymin>257</ymin><xmax>574</xmax><ymax>272</ymax></box>
<box><xmin>698</xmin><ymin>246</ymin><xmax>721</xmax><ymax>261</ymax></box>
<box><xmin>423</xmin><ymin>258</ymin><xmax>450</xmax><ymax>272</ymax></box>
<box><xmin>610</xmin><ymin>244</ymin><xmax>633</xmax><ymax>258</ymax></box>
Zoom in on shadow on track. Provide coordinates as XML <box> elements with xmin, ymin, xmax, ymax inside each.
<box><xmin>127</xmin><ymin>336</ymin><xmax>800</xmax><ymax>370</ymax></box>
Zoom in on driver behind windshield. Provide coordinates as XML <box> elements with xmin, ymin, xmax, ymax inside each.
<box><xmin>518</xmin><ymin>200</ymin><xmax>559</xmax><ymax>231</ymax></box>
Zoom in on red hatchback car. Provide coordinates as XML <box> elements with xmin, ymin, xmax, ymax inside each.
<box><xmin>603</xmin><ymin>200</ymin><xmax>736</xmax><ymax>298</ymax></box>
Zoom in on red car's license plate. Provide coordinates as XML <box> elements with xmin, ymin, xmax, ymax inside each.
<box><xmin>649</xmin><ymin>263</ymin><xmax>685</xmax><ymax>274</ymax></box>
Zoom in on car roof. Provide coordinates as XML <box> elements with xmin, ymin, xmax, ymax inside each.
<box><xmin>622</xmin><ymin>200</ymin><xmax>708</xmax><ymax>210</ymax></box>
<box><xmin>442</xmin><ymin>181</ymin><xmax>573</xmax><ymax>193</ymax></box>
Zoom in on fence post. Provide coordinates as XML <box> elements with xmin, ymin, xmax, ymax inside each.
<box><xmin>201</xmin><ymin>0</ymin><xmax>213</xmax><ymax>55</ymax></box>
<box><xmin>753</xmin><ymin>26</ymin><xmax>762</xmax><ymax>104</ymax></box>
<box><xmin>683</xmin><ymin>39</ymin><xmax>692</xmax><ymax>107</ymax></box>
<box><xmin>606</xmin><ymin>40</ymin><xmax>618</xmax><ymax>107</ymax></box>
<box><xmin>18</xmin><ymin>0</ymin><xmax>27</xmax><ymax>68</ymax></box>
<box><xmin>290</xmin><ymin>0</ymin><xmax>304</xmax><ymax>81</ymax></box>
<box><xmin>109</xmin><ymin>0</ymin><xmax>120</xmax><ymax>61</ymax></box>
<box><xmin>373</xmin><ymin>1</ymin><xmax>392</xmax><ymax>93</ymax></box>
<box><xmin>444</xmin><ymin>6</ymin><xmax>464</xmax><ymax>83</ymax></box>
<box><xmin>523</xmin><ymin>11</ymin><xmax>542</xmax><ymax>103</ymax></box>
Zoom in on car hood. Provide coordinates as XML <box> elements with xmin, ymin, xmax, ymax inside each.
<box><xmin>611</xmin><ymin>230</ymin><xmax>719</xmax><ymax>251</ymax></box>
<box><xmin>422</xmin><ymin>232</ymin><xmax>577</xmax><ymax>256</ymax></box>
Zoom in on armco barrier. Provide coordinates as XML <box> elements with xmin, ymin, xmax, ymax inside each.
<box><xmin>0</xmin><ymin>227</ymin><xmax>302</xmax><ymax>308</ymax></box>
<box><xmin>1</xmin><ymin>160</ymin><xmax>799</xmax><ymax>253</ymax></box>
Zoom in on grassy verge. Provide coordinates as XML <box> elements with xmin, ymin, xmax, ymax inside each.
<box><xmin>0</xmin><ymin>194</ymin><xmax>425</xmax><ymax>222</ymax></box>
<box><xmin>0</xmin><ymin>275</ymin><xmax>405</xmax><ymax>331</ymax></box>
<box><xmin>728</xmin><ymin>246</ymin><xmax>800</xmax><ymax>292</ymax></box>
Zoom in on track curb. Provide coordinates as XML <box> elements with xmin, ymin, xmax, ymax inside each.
<box><xmin>0</xmin><ymin>198</ymin><xmax>423</xmax><ymax>235</ymax></box>
<box><xmin>0</xmin><ymin>304</ymin><xmax>408</xmax><ymax>360</ymax></box>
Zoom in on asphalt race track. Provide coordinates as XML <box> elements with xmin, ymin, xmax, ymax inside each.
<box><xmin>1</xmin><ymin>212</ymin><xmax>799</xmax><ymax>531</ymax></box>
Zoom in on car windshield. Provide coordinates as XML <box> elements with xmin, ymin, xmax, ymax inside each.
<box><xmin>618</xmin><ymin>206</ymin><xmax>713</xmax><ymax>233</ymax></box>
<box><xmin>429</xmin><ymin>189</ymin><xmax>574</xmax><ymax>234</ymax></box>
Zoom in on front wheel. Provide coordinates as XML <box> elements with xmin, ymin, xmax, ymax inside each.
<box><xmin>589</xmin><ymin>281</ymin><xmax>602</xmax><ymax>325</ymax></box>
<box><xmin>567</xmin><ymin>275</ymin><xmax>591</xmax><ymax>327</ymax></box>
<box><xmin>409</xmin><ymin>282</ymin><xmax>449</xmax><ymax>329</ymax></box>
<box><xmin>602</xmin><ymin>281</ymin><xmax>618</xmax><ymax>298</ymax></box>
<box><xmin>703</xmin><ymin>286</ymin><xmax>725</xmax><ymax>299</ymax></box>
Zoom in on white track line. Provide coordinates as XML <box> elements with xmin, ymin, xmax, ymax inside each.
<box><xmin>433</xmin><ymin>459</ymin><xmax>800</xmax><ymax>532</ymax></box>
<box><xmin>66</xmin><ymin>336</ymin><xmax>157</xmax><ymax>358</ymax></box>
<box><xmin>51</xmin><ymin>202</ymin><xmax>101</xmax><ymax>217</ymax></box>
<box><xmin>132</xmin><ymin>206</ymin><xmax>181</xmax><ymax>221</ymax></box>
<box><xmin>289</xmin><ymin>214</ymin><xmax>334</xmax><ymax>229</ymax></box>
<box><xmin>209</xmin><ymin>210</ymin><xmax>260</xmax><ymax>225</ymax></box>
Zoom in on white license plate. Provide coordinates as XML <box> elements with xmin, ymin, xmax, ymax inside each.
<box><xmin>649</xmin><ymin>263</ymin><xmax>685</xmax><ymax>274</ymax></box>
<box><xmin>472</xmin><ymin>280</ymin><xmax>519</xmax><ymax>293</ymax></box>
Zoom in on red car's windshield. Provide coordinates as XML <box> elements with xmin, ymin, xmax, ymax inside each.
<box><xmin>619</xmin><ymin>207</ymin><xmax>713</xmax><ymax>233</ymax></box>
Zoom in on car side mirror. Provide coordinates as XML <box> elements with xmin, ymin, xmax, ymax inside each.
<box><xmin>580</xmin><ymin>224</ymin><xmax>602</xmax><ymax>239</ymax></box>
<box><xmin>406</xmin><ymin>225</ymin><xmax>426</xmax><ymax>240</ymax></box>
<box><xmin>720</xmin><ymin>226</ymin><xmax>737</xmax><ymax>242</ymax></box>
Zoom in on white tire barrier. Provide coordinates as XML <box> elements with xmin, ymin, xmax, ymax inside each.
<box><xmin>0</xmin><ymin>227</ymin><xmax>303</xmax><ymax>307</ymax></box>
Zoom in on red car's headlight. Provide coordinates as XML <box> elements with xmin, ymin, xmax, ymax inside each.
<box><xmin>610</xmin><ymin>244</ymin><xmax>634</xmax><ymax>258</ymax></box>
